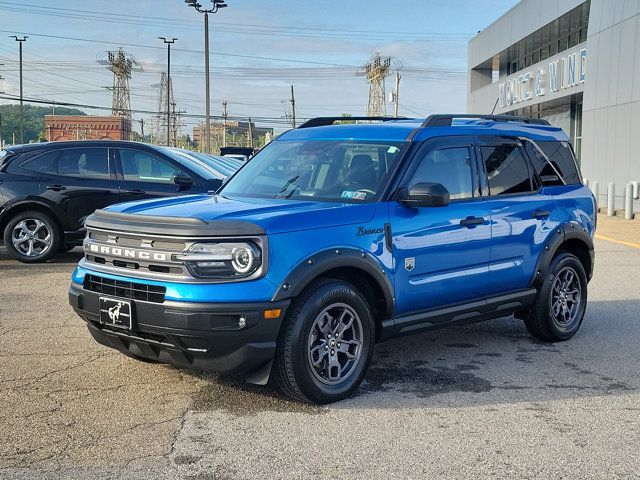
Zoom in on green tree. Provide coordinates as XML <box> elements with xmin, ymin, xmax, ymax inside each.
<box><xmin>0</xmin><ymin>104</ymin><xmax>85</xmax><ymax>145</ymax></box>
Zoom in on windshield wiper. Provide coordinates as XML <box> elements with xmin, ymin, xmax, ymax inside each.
<box><xmin>273</xmin><ymin>175</ymin><xmax>300</xmax><ymax>199</ymax></box>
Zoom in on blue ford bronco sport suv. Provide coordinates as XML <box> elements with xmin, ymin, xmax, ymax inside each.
<box><xmin>69</xmin><ymin>114</ymin><xmax>596</xmax><ymax>404</ymax></box>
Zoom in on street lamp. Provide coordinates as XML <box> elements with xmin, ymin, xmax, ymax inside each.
<box><xmin>159</xmin><ymin>37</ymin><xmax>177</xmax><ymax>147</ymax></box>
<box><xmin>185</xmin><ymin>0</ymin><xmax>227</xmax><ymax>154</ymax></box>
<box><xmin>10</xmin><ymin>35</ymin><xmax>27</xmax><ymax>144</ymax></box>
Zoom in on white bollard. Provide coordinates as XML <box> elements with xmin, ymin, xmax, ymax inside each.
<box><xmin>583</xmin><ymin>178</ymin><xmax>590</xmax><ymax>187</ymax></box>
<box><xmin>632</xmin><ymin>181</ymin><xmax>639</xmax><ymax>199</ymax></box>
<box><xmin>591</xmin><ymin>181</ymin><xmax>599</xmax><ymax>208</ymax></box>
<box><xmin>607</xmin><ymin>182</ymin><xmax>615</xmax><ymax>216</ymax></box>
<box><xmin>625</xmin><ymin>183</ymin><xmax>634</xmax><ymax>220</ymax></box>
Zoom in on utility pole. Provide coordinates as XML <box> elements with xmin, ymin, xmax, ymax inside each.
<box><xmin>159</xmin><ymin>37</ymin><xmax>177</xmax><ymax>147</ymax></box>
<box><xmin>185</xmin><ymin>0</ymin><xmax>228</xmax><ymax>154</ymax></box>
<box><xmin>394</xmin><ymin>71</ymin><xmax>401</xmax><ymax>118</ymax></box>
<box><xmin>10</xmin><ymin>36</ymin><xmax>27</xmax><ymax>143</ymax></box>
<box><xmin>222</xmin><ymin>100</ymin><xmax>228</xmax><ymax>148</ymax></box>
<box><xmin>171</xmin><ymin>102</ymin><xmax>177</xmax><ymax>146</ymax></box>
<box><xmin>247</xmin><ymin>118</ymin><xmax>254</xmax><ymax>148</ymax></box>
<box><xmin>290</xmin><ymin>85</ymin><xmax>296</xmax><ymax>128</ymax></box>
<box><xmin>139</xmin><ymin>118</ymin><xmax>145</xmax><ymax>141</ymax></box>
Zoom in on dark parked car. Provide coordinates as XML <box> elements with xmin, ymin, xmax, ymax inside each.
<box><xmin>0</xmin><ymin>140</ymin><xmax>235</xmax><ymax>263</ymax></box>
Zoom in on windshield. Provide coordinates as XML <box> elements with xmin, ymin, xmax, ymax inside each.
<box><xmin>221</xmin><ymin>139</ymin><xmax>407</xmax><ymax>203</ymax></box>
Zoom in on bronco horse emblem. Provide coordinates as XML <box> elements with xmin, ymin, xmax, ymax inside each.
<box><xmin>108</xmin><ymin>302</ymin><xmax>124</xmax><ymax>322</ymax></box>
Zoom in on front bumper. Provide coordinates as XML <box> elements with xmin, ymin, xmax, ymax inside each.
<box><xmin>69</xmin><ymin>282</ymin><xmax>290</xmax><ymax>384</ymax></box>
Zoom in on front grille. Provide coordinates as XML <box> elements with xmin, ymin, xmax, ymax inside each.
<box><xmin>84</xmin><ymin>274</ymin><xmax>166</xmax><ymax>303</ymax></box>
<box><xmin>83</xmin><ymin>229</ymin><xmax>190</xmax><ymax>279</ymax></box>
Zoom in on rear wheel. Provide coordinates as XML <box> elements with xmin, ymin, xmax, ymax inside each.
<box><xmin>3</xmin><ymin>211</ymin><xmax>61</xmax><ymax>263</ymax></box>
<box><xmin>274</xmin><ymin>278</ymin><xmax>375</xmax><ymax>404</ymax></box>
<box><xmin>524</xmin><ymin>252</ymin><xmax>587</xmax><ymax>342</ymax></box>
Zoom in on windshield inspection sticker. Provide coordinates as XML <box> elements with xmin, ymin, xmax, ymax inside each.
<box><xmin>341</xmin><ymin>191</ymin><xmax>367</xmax><ymax>200</ymax></box>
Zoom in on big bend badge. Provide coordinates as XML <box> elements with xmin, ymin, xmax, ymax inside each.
<box><xmin>404</xmin><ymin>257</ymin><xmax>415</xmax><ymax>272</ymax></box>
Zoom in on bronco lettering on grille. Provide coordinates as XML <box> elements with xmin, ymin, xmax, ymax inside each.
<box><xmin>89</xmin><ymin>243</ymin><xmax>167</xmax><ymax>262</ymax></box>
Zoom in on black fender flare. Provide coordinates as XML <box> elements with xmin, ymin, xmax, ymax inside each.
<box><xmin>531</xmin><ymin>221</ymin><xmax>595</xmax><ymax>286</ymax></box>
<box><xmin>271</xmin><ymin>248</ymin><xmax>395</xmax><ymax>317</ymax></box>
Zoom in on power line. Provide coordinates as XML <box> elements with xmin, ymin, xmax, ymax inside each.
<box><xmin>0</xmin><ymin>94</ymin><xmax>298</xmax><ymax>125</ymax></box>
<box><xmin>0</xmin><ymin>1</ymin><xmax>473</xmax><ymax>41</ymax></box>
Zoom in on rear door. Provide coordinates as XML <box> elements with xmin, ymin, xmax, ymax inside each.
<box><xmin>390</xmin><ymin>136</ymin><xmax>492</xmax><ymax>315</ymax></box>
<box><xmin>39</xmin><ymin>147</ymin><xmax>117</xmax><ymax>232</ymax></box>
<box><xmin>113</xmin><ymin>147</ymin><xmax>201</xmax><ymax>203</ymax></box>
<box><xmin>477</xmin><ymin>136</ymin><xmax>557</xmax><ymax>295</ymax></box>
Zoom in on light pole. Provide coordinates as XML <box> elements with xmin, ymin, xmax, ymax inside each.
<box><xmin>159</xmin><ymin>37</ymin><xmax>177</xmax><ymax>147</ymax></box>
<box><xmin>185</xmin><ymin>0</ymin><xmax>227</xmax><ymax>154</ymax></box>
<box><xmin>10</xmin><ymin>36</ymin><xmax>27</xmax><ymax>144</ymax></box>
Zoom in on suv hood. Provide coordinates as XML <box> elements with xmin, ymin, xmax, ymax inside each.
<box><xmin>105</xmin><ymin>194</ymin><xmax>377</xmax><ymax>235</ymax></box>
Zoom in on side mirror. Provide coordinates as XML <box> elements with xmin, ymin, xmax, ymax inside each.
<box><xmin>173</xmin><ymin>172</ymin><xmax>193</xmax><ymax>187</ymax></box>
<box><xmin>398</xmin><ymin>182</ymin><xmax>450</xmax><ymax>207</ymax></box>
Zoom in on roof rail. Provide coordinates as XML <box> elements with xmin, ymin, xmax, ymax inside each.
<box><xmin>421</xmin><ymin>114</ymin><xmax>550</xmax><ymax>128</ymax></box>
<box><xmin>298</xmin><ymin>116</ymin><xmax>408</xmax><ymax>129</ymax></box>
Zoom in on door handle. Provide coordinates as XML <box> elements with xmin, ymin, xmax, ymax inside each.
<box><xmin>532</xmin><ymin>210</ymin><xmax>551</xmax><ymax>219</ymax></box>
<box><xmin>460</xmin><ymin>216</ymin><xmax>485</xmax><ymax>227</ymax></box>
<box><xmin>46</xmin><ymin>185</ymin><xmax>66</xmax><ymax>191</ymax></box>
<box><xmin>124</xmin><ymin>189</ymin><xmax>146</xmax><ymax>195</ymax></box>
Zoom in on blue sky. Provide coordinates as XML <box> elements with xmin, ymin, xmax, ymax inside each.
<box><xmin>0</xmin><ymin>0</ymin><xmax>519</xmax><ymax>132</ymax></box>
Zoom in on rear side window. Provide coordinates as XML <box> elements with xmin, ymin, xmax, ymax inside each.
<box><xmin>20</xmin><ymin>151</ymin><xmax>58</xmax><ymax>174</ymax></box>
<box><xmin>409</xmin><ymin>147</ymin><xmax>474</xmax><ymax>199</ymax></box>
<box><xmin>57</xmin><ymin>148</ymin><xmax>110</xmax><ymax>179</ymax></box>
<box><xmin>524</xmin><ymin>140</ymin><xmax>581</xmax><ymax>185</ymax></box>
<box><xmin>481</xmin><ymin>145</ymin><xmax>533</xmax><ymax>196</ymax></box>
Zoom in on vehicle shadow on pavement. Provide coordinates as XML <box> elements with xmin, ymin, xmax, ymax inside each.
<box><xmin>187</xmin><ymin>298</ymin><xmax>639</xmax><ymax>412</ymax></box>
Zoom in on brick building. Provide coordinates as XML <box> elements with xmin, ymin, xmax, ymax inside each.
<box><xmin>44</xmin><ymin>115</ymin><xmax>132</xmax><ymax>142</ymax></box>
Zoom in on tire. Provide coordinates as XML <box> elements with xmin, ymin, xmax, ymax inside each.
<box><xmin>3</xmin><ymin>210</ymin><xmax>62</xmax><ymax>263</ymax></box>
<box><xmin>524</xmin><ymin>252</ymin><xmax>588</xmax><ymax>342</ymax></box>
<box><xmin>274</xmin><ymin>278</ymin><xmax>375</xmax><ymax>404</ymax></box>
<box><xmin>61</xmin><ymin>243</ymin><xmax>77</xmax><ymax>252</ymax></box>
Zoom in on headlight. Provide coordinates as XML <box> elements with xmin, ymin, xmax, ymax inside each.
<box><xmin>175</xmin><ymin>242</ymin><xmax>262</xmax><ymax>279</ymax></box>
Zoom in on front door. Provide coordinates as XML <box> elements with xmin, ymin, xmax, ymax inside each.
<box><xmin>390</xmin><ymin>136</ymin><xmax>492</xmax><ymax>316</ymax></box>
<box><xmin>113</xmin><ymin>148</ymin><xmax>198</xmax><ymax>203</ymax></box>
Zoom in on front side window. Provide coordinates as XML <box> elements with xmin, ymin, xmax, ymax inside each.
<box><xmin>57</xmin><ymin>148</ymin><xmax>109</xmax><ymax>179</ymax></box>
<box><xmin>221</xmin><ymin>140</ymin><xmax>406</xmax><ymax>203</ymax></box>
<box><xmin>408</xmin><ymin>147</ymin><xmax>474</xmax><ymax>200</ymax></box>
<box><xmin>118</xmin><ymin>149</ymin><xmax>178</xmax><ymax>183</ymax></box>
<box><xmin>482</xmin><ymin>145</ymin><xmax>533</xmax><ymax>195</ymax></box>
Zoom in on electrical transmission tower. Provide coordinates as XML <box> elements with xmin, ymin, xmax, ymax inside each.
<box><xmin>151</xmin><ymin>73</ymin><xmax>172</xmax><ymax>143</ymax></box>
<box><xmin>357</xmin><ymin>53</ymin><xmax>396</xmax><ymax>116</ymax></box>
<box><xmin>97</xmin><ymin>48</ymin><xmax>143</xmax><ymax>117</ymax></box>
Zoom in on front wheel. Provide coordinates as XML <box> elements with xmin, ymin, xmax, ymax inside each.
<box><xmin>274</xmin><ymin>279</ymin><xmax>375</xmax><ymax>404</ymax></box>
<box><xmin>524</xmin><ymin>252</ymin><xmax>588</xmax><ymax>342</ymax></box>
<box><xmin>3</xmin><ymin>211</ymin><xmax>62</xmax><ymax>263</ymax></box>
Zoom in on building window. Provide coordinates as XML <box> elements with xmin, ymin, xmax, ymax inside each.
<box><xmin>492</xmin><ymin>0</ymin><xmax>590</xmax><ymax>78</ymax></box>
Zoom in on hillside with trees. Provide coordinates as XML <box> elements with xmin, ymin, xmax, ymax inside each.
<box><xmin>0</xmin><ymin>104</ymin><xmax>86</xmax><ymax>145</ymax></box>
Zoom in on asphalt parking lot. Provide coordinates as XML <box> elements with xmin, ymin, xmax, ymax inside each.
<box><xmin>1</xmin><ymin>219</ymin><xmax>639</xmax><ymax>479</ymax></box>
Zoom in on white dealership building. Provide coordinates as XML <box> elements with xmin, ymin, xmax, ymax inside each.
<box><xmin>468</xmin><ymin>0</ymin><xmax>640</xmax><ymax>209</ymax></box>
